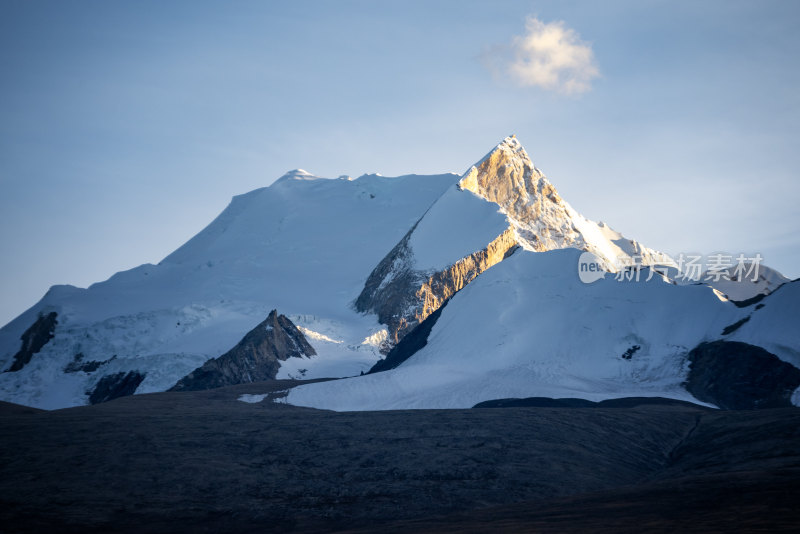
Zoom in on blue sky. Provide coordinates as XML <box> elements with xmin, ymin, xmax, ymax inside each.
<box><xmin>1</xmin><ymin>0</ymin><xmax>799</xmax><ymax>325</ymax></box>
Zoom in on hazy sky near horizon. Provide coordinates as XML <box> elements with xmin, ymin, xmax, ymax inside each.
<box><xmin>1</xmin><ymin>0</ymin><xmax>799</xmax><ymax>326</ymax></box>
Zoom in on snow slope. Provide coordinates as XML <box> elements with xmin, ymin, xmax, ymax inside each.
<box><xmin>703</xmin><ymin>263</ymin><xmax>789</xmax><ymax>302</ymax></box>
<box><xmin>0</xmin><ymin>171</ymin><xmax>456</xmax><ymax>408</ymax></box>
<box><xmin>284</xmin><ymin>248</ymin><xmax>767</xmax><ymax>411</ymax></box>
<box><xmin>728</xmin><ymin>280</ymin><xmax>800</xmax><ymax>367</ymax></box>
<box><xmin>407</xmin><ymin>186</ymin><xmax>510</xmax><ymax>272</ymax></box>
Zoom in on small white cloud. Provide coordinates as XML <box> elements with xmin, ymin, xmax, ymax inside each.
<box><xmin>495</xmin><ymin>17</ymin><xmax>600</xmax><ymax>94</ymax></box>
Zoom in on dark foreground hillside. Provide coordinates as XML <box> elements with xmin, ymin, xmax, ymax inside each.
<box><xmin>0</xmin><ymin>380</ymin><xmax>798</xmax><ymax>533</ymax></box>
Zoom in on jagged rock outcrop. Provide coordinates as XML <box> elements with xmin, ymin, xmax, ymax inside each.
<box><xmin>357</xmin><ymin>136</ymin><xmax>667</xmax><ymax>350</ymax></box>
<box><xmin>684</xmin><ymin>340</ymin><xmax>800</xmax><ymax>409</ymax></box>
<box><xmin>458</xmin><ymin>140</ymin><xmax>574</xmax><ymax>253</ymax></box>
<box><xmin>64</xmin><ymin>353</ymin><xmax>117</xmax><ymax>374</ymax></box>
<box><xmin>170</xmin><ymin>310</ymin><xmax>316</xmax><ymax>391</ymax></box>
<box><xmin>356</xmin><ymin>225</ymin><xmax>519</xmax><ymax>346</ymax></box>
<box><xmin>355</xmin><ymin>223</ymin><xmax>429</xmax><ymax>346</ymax></box>
<box><xmin>5</xmin><ymin>312</ymin><xmax>58</xmax><ymax>372</ymax></box>
<box><xmin>416</xmin><ymin>229</ymin><xmax>519</xmax><ymax>325</ymax></box>
<box><xmin>458</xmin><ymin>136</ymin><xmax>666</xmax><ymax>265</ymax></box>
<box><xmin>87</xmin><ymin>371</ymin><xmax>146</xmax><ymax>404</ymax></box>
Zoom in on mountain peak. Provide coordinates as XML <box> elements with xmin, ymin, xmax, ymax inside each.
<box><xmin>170</xmin><ymin>309</ymin><xmax>316</xmax><ymax>392</ymax></box>
<box><xmin>458</xmin><ymin>136</ymin><xmax>566</xmax><ymax>248</ymax></box>
<box><xmin>459</xmin><ymin>136</ymin><xmax>553</xmax><ymax>200</ymax></box>
<box><xmin>275</xmin><ymin>169</ymin><xmax>321</xmax><ymax>184</ymax></box>
<box><xmin>467</xmin><ymin>135</ymin><xmax>532</xmax><ymax>174</ymax></box>
<box><xmin>356</xmin><ymin>135</ymin><xmax>667</xmax><ymax>349</ymax></box>
<box><xmin>457</xmin><ymin>137</ymin><xmax>666</xmax><ymax>268</ymax></box>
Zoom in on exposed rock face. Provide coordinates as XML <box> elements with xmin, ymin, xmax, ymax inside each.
<box><xmin>684</xmin><ymin>341</ymin><xmax>800</xmax><ymax>409</ymax></box>
<box><xmin>369</xmin><ymin>300</ymin><xmax>449</xmax><ymax>374</ymax></box>
<box><xmin>5</xmin><ymin>312</ymin><xmax>58</xmax><ymax>372</ymax></box>
<box><xmin>459</xmin><ymin>137</ymin><xmax>666</xmax><ymax>265</ymax></box>
<box><xmin>87</xmin><ymin>371</ymin><xmax>146</xmax><ymax>404</ymax></box>
<box><xmin>458</xmin><ymin>141</ymin><xmax>575</xmax><ymax>253</ymax></box>
<box><xmin>416</xmin><ymin>229</ymin><xmax>519</xmax><ymax>328</ymax></box>
<box><xmin>356</xmin><ymin>136</ymin><xmax>666</xmax><ymax>351</ymax></box>
<box><xmin>64</xmin><ymin>353</ymin><xmax>117</xmax><ymax>374</ymax></box>
<box><xmin>721</xmin><ymin>317</ymin><xmax>750</xmax><ymax>336</ymax></box>
<box><xmin>170</xmin><ymin>310</ymin><xmax>315</xmax><ymax>392</ymax></box>
<box><xmin>356</xmin><ymin>226</ymin><xmax>518</xmax><ymax>346</ymax></box>
<box><xmin>355</xmin><ymin>223</ymin><xmax>429</xmax><ymax>346</ymax></box>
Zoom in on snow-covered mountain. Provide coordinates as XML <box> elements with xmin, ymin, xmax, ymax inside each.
<box><xmin>356</xmin><ymin>136</ymin><xmax>671</xmax><ymax>346</ymax></box>
<box><xmin>1</xmin><ymin>136</ymin><xmax>796</xmax><ymax>410</ymax></box>
<box><xmin>0</xmin><ymin>171</ymin><xmax>455</xmax><ymax>408</ymax></box>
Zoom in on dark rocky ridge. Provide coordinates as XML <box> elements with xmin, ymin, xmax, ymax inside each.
<box><xmin>5</xmin><ymin>312</ymin><xmax>58</xmax><ymax>372</ymax></box>
<box><xmin>732</xmin><ymin>277</ymin><xmax>798</xmax><ymax>309</ymax></box>
<box><xmin>64</xmin><ymin>353</ymin><xmax>117</xmax><ymax>374</ymax></box>
<box><xmin>354</xmin><ymin>223</ymin><xmax>428</xmax><ymax>349</ymax></box>
<box><xmin>368</xmin><ymin>299</ymin><xmax>449</xmax><ymax>373</ymax></box>
<box><xmin>731</xmin><ymin>291</ymin><xmax>769</xmax><ymax>308</ymax></box>
<box><xmin>721</xmin><ymin>316</ymin><xmax>750</xmax><ymax>335</ymax></box>
<box><xmin>170</xmin><ymin>310</ymin><xmax>315</xmax><ymax>391</ymax></box>
<box><xmin>684</xmin><ymin>340</ymin><xmax>800</xmax><ymax>409</ymax></box>
<box><xmin>355</xmin><ymin>225</ymin><xmax>518</xmax><ymax>351</ymax></box>
<box><xmin>87</xmin><ymin>371</ymin><xmax>146</xmax><ymax>404</ymax></box>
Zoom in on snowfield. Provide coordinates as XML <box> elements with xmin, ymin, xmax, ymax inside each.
<box><xmin>0</xmin><ymin>171</ymin><xmax>456</xmax><ymax>408</ymax></box>
<box><xmin>407</xmin><ymin>185</ymin><xmax>510</xmax><ymax>272</ymax></box>
<box><xmin>283</xmin><ymin>248</ymin><xmax>786</xmax><ymax>411</ymax></box>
